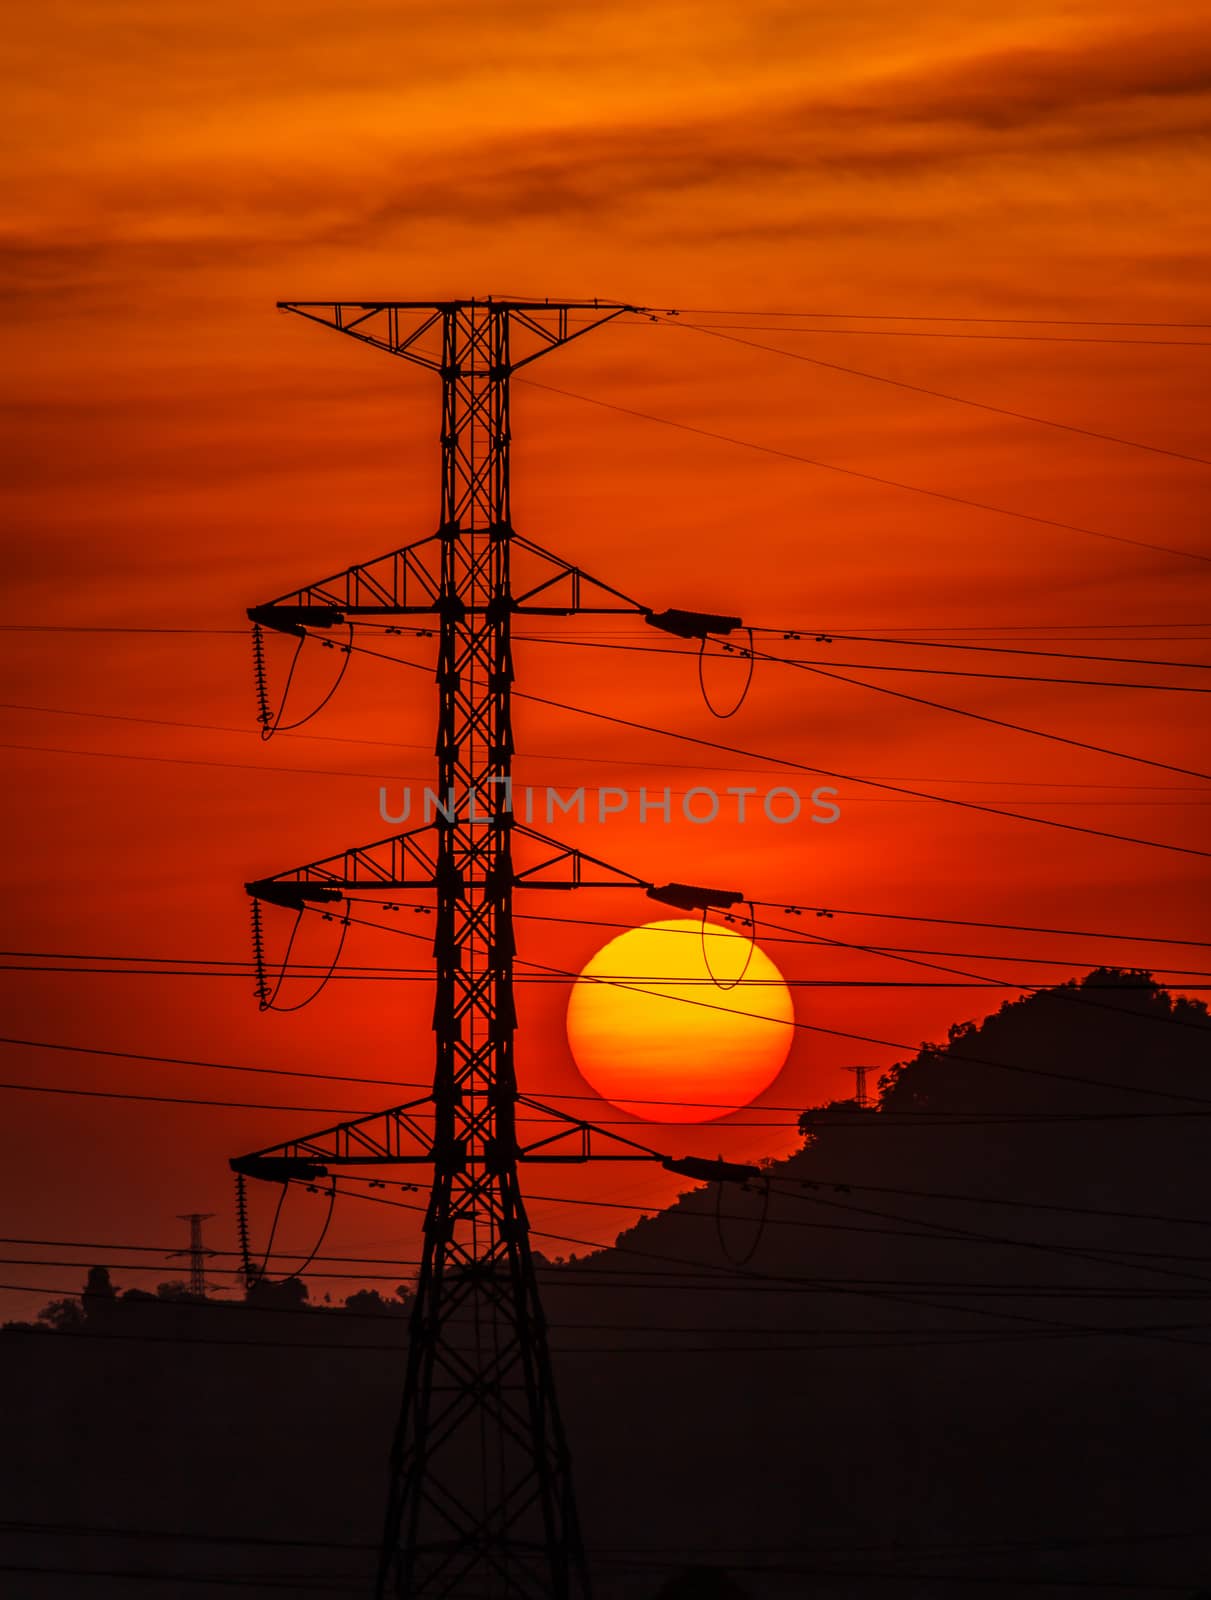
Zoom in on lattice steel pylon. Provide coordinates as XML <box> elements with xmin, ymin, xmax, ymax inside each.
<box><xmin>170</xmin><ymin>1211</ymin><xmax>215</xmax><ymax>1297</ymax></box>
<box><xmin>231</xmin><ymin>298</ymin><xmax>754</xmax><ymax>1600</ymax></box>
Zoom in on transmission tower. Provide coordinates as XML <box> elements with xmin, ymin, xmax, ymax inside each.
<box><xmin>231</xmin><ymin>299</ymin><xmax>758</xmax><ymax>1599</ymax></box>
<box><xmin>842</xmin><ymin>1064</ymin><xmax>874</xmax><ymax>1108</ymax></box>
<box><xmin>170</xmin><ymin>1212</ymin><xmax>215</xmax><ymax>1298</ymax></box>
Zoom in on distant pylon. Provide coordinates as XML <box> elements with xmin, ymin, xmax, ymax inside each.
<box><xmin>842</xmin><ymin>1064</ymin><xmax>874</xmax><ymax>1108</ymax></box>
<box><xmin>171</xmin><ymin>1212</ymin><xmax>216</xmax><ymax>1297</ymax></box>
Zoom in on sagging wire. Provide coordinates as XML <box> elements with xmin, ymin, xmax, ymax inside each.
<box><xmin>252</xmin><ymin>622</ymin><xmax>355</xmax><ymax>741</ymax></box>
<box><xmin>241</xmin><ymin>1176</ymin><xmax>336</xmax><ymax>1288</ymax></box>
<box><xmin>697</xmin><ymin>626</ymin><xmax>755</xmax><ymax>718</ymax></box>
<box><xmin>287</xmin><ymin>1177</ymin><xmax>339</xmax><ymax>1279</ymax></box>
<box><xmin>700</xmin><ymin>902</ymin><xmax>757</xmax><ymax>991</ymax></box>
<box><xmin>714</xmin><ymin>1170</ymin><xmax>771</xmax><ymax>1267</ymax></box>
<box><xmin>252</xmin><ymin>899</ymin><xmax>352</xmax><ymax>1013</ymax></box>
<box><xmin>258</xmin><ymin>1183</ymin><xmax>289</xmax><ymax>1280</ymax></box>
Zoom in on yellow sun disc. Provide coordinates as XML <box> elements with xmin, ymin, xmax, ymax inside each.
<box><xmin>565</xmin><ymin>918</ymin><xmax>794</xmax><ymax>1123</ymax></box>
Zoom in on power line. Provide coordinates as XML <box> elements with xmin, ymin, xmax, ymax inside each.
<box><xmin>742</xmin><ymin>643</ymin><xmax>1211</xmax><ymax>782</ymax></box>
<box><xmin>519</xmin><ymin>633</ymin><xmax>1211</xmax><ymax>693</ymax></box>
<box><xmin>673</xmin><ymin>321</ymin><xmax>1211</xmax><ymax>350</ymax></box>
<box><xmin>746</xmin><ymin>628</ymin><xmax>1211</xmax><ymax>672</ymax></box>
<box><xmin>753</xmin><ymin>905</ymin><xmax>1211</xmax><ymax>1037</ymax></box>
<box><xmin>6</xmin><ymin>940</ymin><xmax>1211</xmax><ymax>979</ymax></box>
<box><xmin>6</xmin><ymin>1028</ymin><xmax>1211</xmax><ymax>1125</ymax></box>
<box><xmin>25</xmin><ymin>1253</ymin><xmax>1211</xmax><ymax>1296</ymax></box>
<box><xmin>319</xmin><ymin>1186</ymin><xmax>1211</xmax><ymax>1350</ymax></box>
<box><xmin>662</xmin><ymin>313</ymin><xmax>1211</xmax><ymax>467</ymax></box>
<box><xmin>512</xmin><ymin>678</ymin><xmax>1211</xmax><ymax>859</ymax></box>
<box><xmin>767</xmin><ymin>1176</ymin><xmax>1211</xmax><ymax>1232</ymax></box>
<box><xmin>0</xmin><ymin>625</ymin><xmax>243</xmax><ymax>635</ymax></box>
<box><xmin>6</xmin><ymin>959</ymin><xmax>1211</xmax><ymax>989</ymax></box>
<box><xmin>642</xmin><ymin>305</ymin><xmax>1211</xmax><ymax>329</ymax></box>
<box><xmin>334</xmin><ymin>905</ymin><xmax>1211</xmax><ymax>1093</ymax></box>
<box><xmin>0</xmin><ymin>1080</ymin><xmax>372</xmax><ymax>1115</ymax></box>
<box><xmin>740</xmin><ymin>902</ymin><xmax>1211</xmax><ymax>948</ymax></box>
<box><xmin>8</xmin><ymin>1513</ymin><xmax>1209</xmax><ymax>1561</ymax></box>
<box><xmin>339</xmin><ymin>632</ymin><xmax>1211</xmax><ymax>856</ymax></box>
<box><xmin>9</xmin><ymin>670</ymin><xmax>1211</xmax><ymax>786</ymax></box>
<box><xmin>518</xmin><ymin>375</ymin><xmax>1211</xmax><ymax>565</ymax></box>
<box><xmin>0</xmin><ymin>1566</ymin><xmax>357</xmax><ymax>1594</ymax></box>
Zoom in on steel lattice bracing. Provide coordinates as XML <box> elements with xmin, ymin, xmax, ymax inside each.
<box><xmin>395</xmin><ymin>301</ymin><xmax>579</xmax><ymax>1600</ymax></box>
<box><xmin>242</xmin><ymin>301</ymin><xmax>637</xmax><ymax>1600</ymax></box>
<box><xmin>170</xmin><ymin>1212</ymin><xmax>214</xmax><ymax>1298</ymax></box>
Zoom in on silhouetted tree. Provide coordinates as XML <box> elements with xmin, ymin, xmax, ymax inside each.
<box><xmin>37</xmin><ymin>1296</ymin><xmax>84</xmax><ymax>1332</ymax></box>
<box><xmin>155</xmin><ymin>1279</ymin><xmax>197</xmax><ymax>1301</ymax></box>
<box><xmin>343</xmin><ymin>1288</ymin><xmax>409</xmax><ymax>1317</ymax></box>
<box><xmin>245</xmin><ymin>1275</ymin><xmax>309</xmax><ymax>1310</ymax></box>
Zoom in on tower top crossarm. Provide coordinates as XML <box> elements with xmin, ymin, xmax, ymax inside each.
<box><xmin>276</xmin><ymin>299</ymin><xmax>638</xmax><ymax>374</ymax></box>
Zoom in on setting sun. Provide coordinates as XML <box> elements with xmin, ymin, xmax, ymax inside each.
<box><xmin>565</xmin><ymin>918</ymin><xmax>794</xmax><ymax>1123</ymax></box>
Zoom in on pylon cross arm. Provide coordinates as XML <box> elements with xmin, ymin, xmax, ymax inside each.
<box><xmin>246</xmin><ymin>824</ymin><xmax>441</xmax><ymax>908</ymax></box>
<box><xmin>250</xmin><ymin>534</ymin><xmax>444</xmax><ymax>629</ymax></box>
<box><xmin>249</xmin><ymin>530</ymin><xmax>653</xmax><ymax>637</ymax></box>
<box><xmin>247</xmin><ymin>825</ymin><xmax>670</xmax><ymax>907</ymax></box>
<box><xmin>276</xmin><ymin>300</ymin><xmax>636</xmax><ymax>375</ymax></box>
<box><xmin>231</xmin><ymin>1095</ymin><xmax>437</xmax><ymax>1180</ymax></box>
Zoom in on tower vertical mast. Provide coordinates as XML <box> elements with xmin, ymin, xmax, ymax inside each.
<box><xmin>385</xmin><ymin>301</ymin><xmax>580</xmax><ymax>1599</ymax></box>
<box><xmin>171</xmin><ymin>1212</ymin><xmax>215</xmax><ymax>1298</ymax></box>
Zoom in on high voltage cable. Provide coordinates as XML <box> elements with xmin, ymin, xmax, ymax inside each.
<box><xmin>14</xmin><ymin>1171</ymin><xmax>1211</xmax><ymax>1258</ymax></box>
<box><xmin>515</xmin><ymin>634</ymin><xmax>1211</xmax><ymax>693</ymax></box>
<box><xmin>311</xmin><ymin>1178</ymin><xmax>1211</xmax><ymax>1289</ymax></box>
<box><xmin>750</xmin><ymin>901</ymin><xmax>1211</xmax><ymax>947</ymax></box>
<box><xmin>739</xmin><ymin>643</ymin><xmax>1211</xmax><ymax>782</ymax></box>
<box><xmin>8</xmin><ymin>1302</ymin><xmax>1211</xmax><ymax>1362</ymax></box>
<box><xmin>6</xmin><ymin>623</ymin><xmax>1211</xmax><ymax>664</ymax></box>
<box><xmin>0</xmin><ymin>625</ymin><xmax>245</xmax><ymax>635</ymax></box>
<box><xmin>772</xmin><ymin>1184</ymin><xmax>1211</xmax><ymax>1291</ymax></box>
<box><xmin>336</xmin><ymin>1169</ymin><xmax>1211</xmax><ymax>1253</ymax></box>
<box><xmin>14</xmin><ymin>1265</ymin><xmax>1211</xmax><ymax>1309</ymax></box>
<box><xmin>642</xmin><ymin>306</ymin><xmax>1211</xmax><ymax>329</ymax></box>
<box><xmin>0</xmin><ymin>1075</ymin><xmax>792</xmax><ymax>1125</ymax></box>
<box><xmin>5</xmin><ymin>913</ymin><xmax>1197</xmax><ymax>1117</ymax></box>
<box><xmin>327</xmin><ymin>904</ymin><xmax>1211</xmax><ymax>1079</ymax></box>
<box><xmin>6</xmin><ymin>1514</ymin><xmax>1211</xmax><ymax>1559</ymax></box>
<box><xmin>12</xmin><ymin>1257</ymin><xmax>1211</xmax><ymax>1297</ymax></box>
<box><xmin>0</xmin><ymin>1566</ymin><xmax>357</xmax><ymax>1594</ymax></box>
<box><xmin>29</xmin><ymin>933</ymin><xmax>1211</xmax><ymax>974</ymax></box>
<box><xmin>6</xmin><ymin>963</ymin><xmax>1211</xmax><ymax>989</ymax></box>
<box><xmin>749</xmin><ymin>904</ymin><xmax>1211</xmax><ymax>1036</ymax></box>
<box><xmin>670</xmin><ymin>321</ymin><xmax>1211</xmax><ymax>349</ymax></box>
<box><xmin>7</xmin><ymin>697</ymin><xmax>1211</xmax><ymax>801</ymax></box>
<box><xmin>766</xmin><ymin>1177</ymin><xmax>1211</xmax><ymax>1232</ymax></box>
<box><xmin>516</xmin><ymin>684</ymin><xmax>1211</xmax><ymax>858</ymax></box>
<box><xmin>658</xmin><ymin>314</ymin><xmax>1211</xmax><ymax>467</ymax></box>
<box><xmin>346</xmin><ymin>634</ymin><xmax>1211</xmax><ymax>856</ymax></box>
<box><xmin>0</xmin><ymin>739</ymin><xmax>425</xmax><ymax>784</ymax></box>
<box><xmin>517</xmin><ymin>375</ymin><xmax>1211</xmax><ymax>566</ymax></box>
<box><xmin>742</xmin><ymin>628</ymin><xmax>1211</xmax><ymax>672</ymax></box>
<box><xmin>8</xmin><ymin>737</ymin><xmax>1204</xmax><ymax>810</ymax></box>
<box><xmin>6</xmin><ymin>1030</ymin><xmax>1211</xmax><ymax>1124</ymax></box>
<box><xmin>316</xmin><ymin>1185</ymin><xmax>1211</xmax><ymax>1350</ymax></box>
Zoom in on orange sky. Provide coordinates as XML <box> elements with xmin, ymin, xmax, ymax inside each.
<box><xmin>1</xmin><ymin>0</ymin><xmax>1208</xmax><ymax>1318</ymax></box>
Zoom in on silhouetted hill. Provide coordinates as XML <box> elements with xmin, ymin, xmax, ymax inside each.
<box><xmin>4</xmin><ymin>970</ymin><xmax>1210</xmax><ymax>1597</ymax></box>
